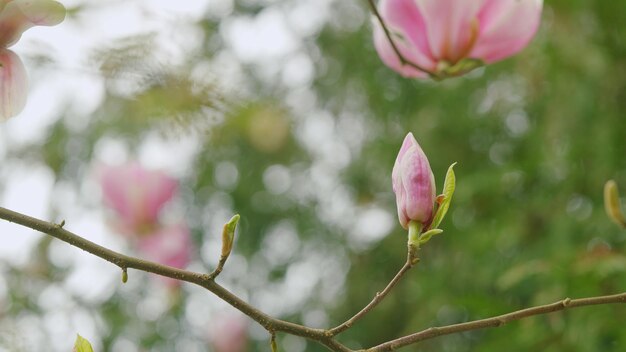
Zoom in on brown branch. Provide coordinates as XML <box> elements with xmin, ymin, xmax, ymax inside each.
<box><xmin>364</xmin><ymin>293</ymin><xmax>626</xmax><ymax>351</ymax></box>
<box><xmin>366</xmin><ymin>0</ymin><xmax>431</xmax><ymax>75</ymax></box>
<box><xmin>329</xmin><ymin>244</ymin><xmax>419</xmax><ymax>336</ymax></box>
<box><xmin>0</xmin><ymin>206</ymin><xmax>352</xmax><ymax>352</ymax></box>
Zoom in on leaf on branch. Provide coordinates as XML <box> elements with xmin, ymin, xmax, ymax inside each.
<box><xmin>430</xmin><ymin>162</ymin><xmax>457</xmax><ymax>230</ymax></box>
<box><xmin>73</xmin><ymin>334</ymin><xmax>94</xmax><ymax>352</ymax></box>
<box><xmin>418</xmin><ymin>229</ymin><xmax>443</xmax><ymax>245</ymax></box>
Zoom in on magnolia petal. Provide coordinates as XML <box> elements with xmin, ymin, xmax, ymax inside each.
<box><xmin>137</xmin><ymin>223</ymin><xmax>192</xmax><ymax>287</ymax></box>
<box><xmin>373</xmin><ymin>23</ymin><xmax>430</xmax><ymax>78</ymax></box>
<box><xmin>99</xmin><ymin>163</ymin><xmax>178</xmax><ymax>235</ymax></box>
<box><xmin>373</xmin><ymin>0</ymin><xmax>436</xmax><ymax>77</ymax></box>
<box><xmin>210</xmin><ymin>314</ymin><xmax>249</xmax><ymax>352</ymax></box>
<box><xmin>470</xmin><ymin>0</ymin><xmax>543</xmax><ymax>63</ymax></box>
<box><xmin>400</xmin><ymin>144</ymin><xmax>435</xmax><ymax>224</ymax></box>
<box><xmin>416</xmin><ymin>0</ymin><xmax>484</xmax><ymax>63</ymax></box>
<box><xmin>0</xmin><ymin>0</ymin><xmax>66</xmax><ymax>47</ymax></box>
<box><xmin>0</xmin><ymin>49</ymin><xmax>27</xmax><ymax>121</ymax></box>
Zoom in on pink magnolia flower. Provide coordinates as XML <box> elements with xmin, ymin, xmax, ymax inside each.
<box><xmin>0</xmin><ymin>0</ymin><xmax>66</xmax><ymax>120</ymax></box>
<box><xmin>137</xmin><ymin>223</ymin><xmax>192</xmax><ymax>287</ymax></box>
<box><xmin>209</xmin><ymin>314</ymin><xmax>248</xmax><ymax>352</ymax></box>
<box><xmin>99</xmin><ymin>163</ymin><xmax>178</xmax><ymax>236</ymax></box>
<box><xmin>392</xmin><ymin>133</ymin><xmax>435</xmax><ymax>229</ymax></box>
<box><xmin>373</xmin><ymin>0</ymin><xmax>543</xmax><ymax>79</ymax></box>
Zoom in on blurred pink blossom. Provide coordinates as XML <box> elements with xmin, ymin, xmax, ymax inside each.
<box><xmin>392</xmin><ymin>133</ymin><xmax>435</xmax><ymax>229</ymax></box>
<box><xmin>99</xmin><ymin>162</ymin><xmax>178</xmax><ymax>236</ymax></box>
<box><xmin>137</xmin><ymin>223</ymin><xmax>192</xmax><ymax>287</ymax></box>
<box><xmin>0</xmin><ymin>0</ymin><xmax>65</xmax><ymax>120</ymax></box>
<box><xmin>99</xmin><ymin>162</ymin><xmax>191</xmax><ymax>287</ymax></box>
<box><xmin>373</xmin><ymin>0</ymin><xmax>543</xmax><ymax>79</ymax></box>
<box><xmin>210</xmin><ymin>314</ymin><xmax>249</xmax><ymax>352</ymax></box>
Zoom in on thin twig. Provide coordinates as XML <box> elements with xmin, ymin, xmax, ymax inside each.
<box><xmin>207</xmin><ymin>255</ymin><xmax>228</xmax><ymax>280</ymax></box>
<box><xmin>329</xmin><ymin>244</ymin><xmax>419</xmax><ymax>336</ymax></box>
<box><xmin>366</xmin><ymin>0</ymin><xmax>431</xmax><ymax>75</ymax></box>
<box><xmin>0</xmin><ymin>206</ymin><xmax>353</xmax><ymax>352</ymax></box>
<box><xmin>364</xmin><ymin>294</ymin><xmax>626</xmax><ymax>351</ymax></box>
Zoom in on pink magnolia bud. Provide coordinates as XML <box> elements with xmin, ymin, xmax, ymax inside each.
<box><xmin>392</xmin><ymin>133</ymin><xmax>435</xmax><ymax>229</ymax></box>
<box><xmin>373</xmin><ymin>0</ymin><xmax>543</xmax><ymax>79</ymax></box>
<box><xmin>99</xmin><ymin>163</ymin><xmax>178</xmax><ymax>236</ymax></box>
<box><xmin>0</xmin><ymin>0</ymin><xmax>66</xmax><ymax>120</ymax></box>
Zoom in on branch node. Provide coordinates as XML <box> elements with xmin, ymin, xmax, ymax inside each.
<box><xmin>56</xmin><ymin>220</ymin><xmax>66</xmax><ymax>228</ymax></box>
<box><xmin>427</xmin><ymin>327</ymin><xmax>440</xmax><ymax>336</ymax></box>
<box><xmin>495</xmin><ymin>318</ymin><xmax>506</xmax><ymax>327</ymax></box>
<box><xmin>562</xmin><ymin>298</ymin><xmax>572</xmax><ymax>308</ymax></box>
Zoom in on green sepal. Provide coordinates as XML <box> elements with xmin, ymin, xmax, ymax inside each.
<box><xmin>407</xmin><ymin>220</ymin><xmax>423</xmax><ymax>247</ymax></box>
<box><xmin>419</xmin><ymin>229</ymin><xmax>444</xmax><ymax>244</ymax></box>
<box><xmin>433</xmin><ymin>59</ymin><xmax>484</xmax><ymax>80</ymax></box>
<box><xmin>73</xmin><ymin>334</ymin><xmax>94</xmax><ymax>352</ymax></box>
<box><xmin>431</xmin><ymin>162</ymin><xmax>457</xmax><ymax>229</ymax></box>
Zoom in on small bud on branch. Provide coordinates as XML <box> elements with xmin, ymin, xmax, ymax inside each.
<box><xmin>221</xmin><ymin>214</ymin><xmax>241</xmax><ymax>258</ymax></box>
<box><xmin>604</xmin><ymin>180</ymin><xmax>626</xmax><ymax>228</ymax></box>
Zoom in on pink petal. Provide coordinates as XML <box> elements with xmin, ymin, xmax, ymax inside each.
<box><xmin>142</xmin><ymin>169</ymin><xmax>178</xmax><ymax>223</ymax></box>
<box><xmin>99</xmin><ymin>163</ymin><xmax>178</xmax><ymax>235</ymax></box>
<box><xmin>400</xmin><ymin>143</ymin><xmax>435</xmax><ymax>224</ymax></box>
<box><xmin>0</xmin><ymin>0</ymin><xmax>66</xmax><ymax>47</ymax></box>
<box><xmin>138</xmin><ymin>223</ymin><xmax>192</xmax><ymax>287</ymax></box>
<box><xmin>209</xmin><ymin>313</ymin><xmax>249</xmax><ymax>352</ymax></box>
<box><xmin>392</xmin><ymin>132</ymin><xmax>418</xmax><ymax>194</ymax></box>
<box><xmin>0</xmin><ymin>49</ymin><xmax>27</xmax><ymax>120</ymax></box>
<box><xmin>470</xmin><ymin>0</ymin><xmax>543</xmax><ymax>62</ymax></box>
<box><xmin>138</xmin><ymin>223</ymin><xmax>191</xmax><ymax>268</ymax></box>
<box><xmin>416</xmin><ymin>0</ymin><xmax>484</xmax><ymax>63</ymax></box>
<box><xmin>373</xmin><ymin>0</ymin><xmax>436</xmax><ymax>77</ymax></box>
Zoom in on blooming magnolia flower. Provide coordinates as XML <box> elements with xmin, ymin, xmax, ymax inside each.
<box><xmin>99</xmin><ymin>162</ymin><xmax>178</xmax><ymax>236</ymax></box>
<box><xmin>392</xmin><ymin>132</ymin><xmax>435</xmax><ymax>229</ymax></box>
<box><xmin>373</xmin><ymin>0</ymin><xmax>543</xmax><ymax>79</ymax></box>
<box><xmin>0</xmin><ymin>0</ymin><xmax>66</xmax><ymax>120</ymax></box>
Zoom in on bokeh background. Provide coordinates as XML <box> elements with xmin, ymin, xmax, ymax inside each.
<box><xmin>1</xmin><ymin>0</ymin><xmax>626</xmax><ymax>351</ymax></box>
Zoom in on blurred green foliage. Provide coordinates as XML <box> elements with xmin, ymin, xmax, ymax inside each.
<box><xmin>3</xmin><ymin>1</ymin><xmax>626</xmax><ymax>351</ymax></box>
